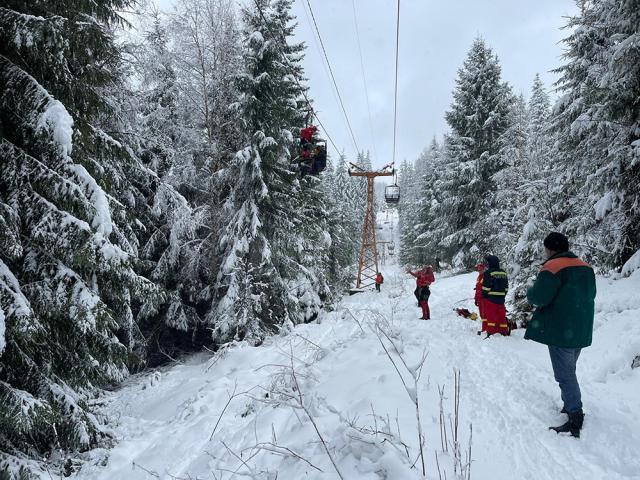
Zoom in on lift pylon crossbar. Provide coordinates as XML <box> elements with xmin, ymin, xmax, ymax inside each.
<box><xmin>348</xmin><ymin>164</ymin><xmax>394</xmax><ymax>290</ymax></box>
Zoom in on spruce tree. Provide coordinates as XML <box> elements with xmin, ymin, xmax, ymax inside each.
<box><xmin>487</xmin><ymin>92</ymin><xmax>529</xmax><ymax>260</ymax></box>
<box><xmin>212</xmin><ymin>0</ymin><xmax>313</xmax><ymax>341</ymax></box>
<box><xmin>440</xmin><ymin>37</ymin><xmax>513</xmax><ymax>266</ymax></box>
<box><xmin>509</xmin><ymin>76</ymin><xmax>559</xmax><ymax>323</ymax></box>
<box><xmin>398</xmin><ymin>160</ymin><xmax>420</xmax><ymax>266</ymax></box>
<box><xmin>412</xmin><ymin>139</ymin><xmax>445</xmax><ymax>266</ymax></box>
<box><xmin>553</xmin><ymin>0</ymin><xmax>640</xmax><ymax>272</ymax></box>
<box><xmin>326</xmin><ymin>154</ymin><xmax>361</xmax><ymax>288</ymax></box>
<box><xmin>0</xmin><ymin>0</ymin><xmax>161</xmax><ymax>474</ymax></box>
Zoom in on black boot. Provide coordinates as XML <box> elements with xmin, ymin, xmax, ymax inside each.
<box><xmin>560</xmin><ymin>406</ymin><xmax>568</xmax><ymax>414</ymax></box>
<box><xmin>550</xmin><ymin>409</ymin><xmax>584</xmax><ymax>438</ymax></box>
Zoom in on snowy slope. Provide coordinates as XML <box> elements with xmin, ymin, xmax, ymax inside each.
<box><xmin>70</xmin><ymin>259</ymin><xmax>640</xmax><ymax>480</ymax></box>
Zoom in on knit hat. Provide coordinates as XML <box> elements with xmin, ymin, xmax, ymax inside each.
<box><xmin>484</xmin><ymin>255</ymin><xmax>500</xmax><ymax>269</ymax></box>
<box><xmin>543</xmin><ymin>232</ymin><xmax>569</xmax><ymax>253</ymax></box>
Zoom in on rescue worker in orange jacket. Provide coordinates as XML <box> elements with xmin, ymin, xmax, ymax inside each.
<box><xmin>474</xmin><ymin>263</ymin><xmax>487</xmax><ymax>335</ymax></box>
<box><xmin>407</xmin><ymin>266</ymin><xmax>435</xmax><ymax>320</ymax></box>
<box><xmin>481</xmin><ymin>255</ymin><xmax>509</xmax><ymax>336</ymax></box>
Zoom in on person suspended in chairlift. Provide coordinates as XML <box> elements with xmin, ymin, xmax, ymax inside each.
<box><xmin>311</xmin><ymin>143</ymin><xmax>326</xmax><ymax>174</ymax></box>
<box><xmin>300</xmin><ymin>125</ymin><xmax>317</xmax><ymax>158</ymax></box>
<box><xmin>298</xmin><ymin>125</ymin><xmax>326</xmax><ymax>176</ymax></box>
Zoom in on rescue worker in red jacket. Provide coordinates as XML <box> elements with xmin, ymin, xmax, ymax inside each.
<box><xmin>407</xmin><ymin>266</ymin><xmax>435</xmax><ymax>320</ymax></box>
<box><xmin>474</xmin><ymin>263</ymin><xmax>487</xmax><ymax>335</ymax></box>
<box><xmin>481</xmin><ymin>255</ymin><xmax>509</xmax><ymax>336</ymax></box>
<box><xmin>375</xmin><ymin>272</ymin><xmax>384</xmax><ymax>292</ymax></box>
<box><xmin>300</xmin><ymin>125</ymin><xmax>317</xmax><ymax>159</ymax></box>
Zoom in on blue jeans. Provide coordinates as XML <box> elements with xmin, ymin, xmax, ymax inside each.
<box><xmin>548</xmin><ymin>346</ymin><xmax>583</xmax><ymax>413</ymax></box>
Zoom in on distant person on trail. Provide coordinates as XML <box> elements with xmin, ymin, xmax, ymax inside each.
<box><xmin>481</xmin><ymin>255</ymin><xmax>509</xmax><ymax>336</ymax></box>
<box><xmin>474</xmin><ymin>263</ymin><xmax>487</xmax><ymax>335</ymax></box>
<box><xmin>375</xmin><ymin>272</ymin><xmax>384</xmax><ymax>292</ymax></box>
<box><xmin>407</xmin><ymin>266</ymin><xmax>435</xmax><ymax>320</ymax></box>
<box><xmin>525</xmin><ymin>232</ymin><xmax>596</xmax><ymax>439</ymax></box>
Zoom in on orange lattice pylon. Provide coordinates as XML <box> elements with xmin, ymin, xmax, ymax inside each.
<box><xmin>348</xmin><ymin>163</ymin><xmax>394</xmax><ymax>290</ymax></box>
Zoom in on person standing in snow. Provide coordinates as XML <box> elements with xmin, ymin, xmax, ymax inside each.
<box><xmin>525</xmin><ymin>232</ymin><xmax>596</xmax><ymax>438</ymax></box>
<box><xmin>474</xmin><ymin>262</ymin><xmax>487</xmax><ymax>335</ymax></box>
<box><xmin>481</xmin><ymin>255</ymin><xmax>509</xmax><ymax>336</ymax></box>
<box><xmin>375</xmin><ymin>272</ymin><xmax>384</xmax><ymax>292</ymax></box>
<box><xmin>407</xmin><ymin>266</ymin><xmax>435</xmax><ymax>320</ymax></box>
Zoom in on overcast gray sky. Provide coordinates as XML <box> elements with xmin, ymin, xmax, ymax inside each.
<box><xmin>157</xmin><ymin>0</ymin><xmax>579</xmax><ymax>168</ymax></box>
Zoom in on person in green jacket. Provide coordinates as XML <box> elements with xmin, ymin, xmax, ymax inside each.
<box><xmin>525</xmin><ymin>232</ymin><xmax>596</xmax><ymax>438</ymax></box>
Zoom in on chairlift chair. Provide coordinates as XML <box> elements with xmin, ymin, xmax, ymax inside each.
<box><xmin>295</xmin><ymin>125</ymin><xmax>327</xmax><ymax>176</ymax></box>
<box><xmin>385</xmin><ymin>185</ymin><xmax>400</xmax><ymax>204</ymax></box>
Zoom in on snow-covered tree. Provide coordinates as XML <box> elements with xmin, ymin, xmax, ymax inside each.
<box><xmin>487</xmin><ymin>92</ymin><xmax>530</xmax><ymax>259</ymax></box>
<box><xmin>127</xmin><ymin>3</ymin><xmax>243</xmax><ymax>361</ymax></box>
<box><xmin>553</xmin><ymin>0</ymin><xmax>640</xmax><ymax>273</ymax></box>
<box><xmin>212</xmin><ymin>0</ymin><xmax>328</xmax><ymax>341</ymax></box>
<box><xmin>410</xmin><ymin>139</ymin><xmax>447</xmax><ymax>267</ymax></box>
<box><xmin>398</xmin><ymin>159</ymin><xmax>421</xmax><ymax>266</ymax></box>
<box><xmin>504</xmin><ymin>76</ymin><xmax>560</xmax><ymax>322</ymax></box>
<box><xmin>435</xmin><ymin>37</ymin><xmax>513</xmax><ymax>266</ymax></box>
<box><xmin>0</xmin><ymin>0</ymin><xmax>162</xmax><ymax>473</ymax></box>
<box><xmin>324</xmin><ymin>154</ymin><xmax>361</xmax><ymax>289</ymax></box>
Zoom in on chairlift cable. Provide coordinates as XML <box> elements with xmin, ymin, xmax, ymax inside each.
<box><xmin>304</xmin><ymin>0</ymin><xmax>360</xmax><ymax>153</ymax></box>
<box><xmin>250</xmin><ymin>0</ymin><xmax>340</xmax><ymax>155</ymax></box>
<box><xmin>391</xmin><ymin>0</ymin><xmax>401</xmax><ymax>169</ymax></box>
<box><xmin>350</xmin><ymin>0</ymin><xmax>379</xmax><ymax>164</ymax></box>
<box><xmin>300</xmin><ymin>0</ymin><xmax>342</xmax><ymax>113</ymax></box>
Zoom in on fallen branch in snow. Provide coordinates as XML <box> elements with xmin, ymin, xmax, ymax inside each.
<box><xmin>219</xmin><ymin>441</ymin><xmax>264</xmax><ymax>479</ymax></box>
<box><xmin>371</xmin><ymin>319</ymin><xmax>429</xmax><ymax>477</ymax></box>
<box><xmin>344</xmin><ymin>308</ymin><xmax>366</xmax><ymax>334</ymax></box>
<box><xmin>287</xmin><ymin>343</ymin><xmax>345</xmax><ymax>480</ymax></box>
<box><xmin>203</xmin><ymin>341</ymin><xmax>234</xmax><ymax>373</ymax></box>
<box><xmin>345</xmin><ymin>406</ymin><xmax>412</xmax><ymax>461</ymax></box>
<box><xmin>249</xmin><ymin>442</ymin><xmax>323</xmax><ymax>472</ymax></box>
<box><xmin>244</xmin><ymin>340</ymin><xmax>344</xmax><ymax>478</ymax></box>
<box><xmin>131</xmin><ymin>461</ymin><xmax>160</xmax><ymax>477</ymax></box>
<box><xmin>209</xmin><ymin>382</ymin><xmax>255</xmax><ymax>441</ymax></box>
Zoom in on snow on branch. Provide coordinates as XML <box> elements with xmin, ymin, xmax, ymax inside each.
<box><xmin>621</xmin><ymin>249</ymin><xmax>640</xmax><ymax>277</ymax></box>
<box><xmin>36</xmin><ymin>98</ymin><xmax>74</xmax><ymax>158</ymax></box>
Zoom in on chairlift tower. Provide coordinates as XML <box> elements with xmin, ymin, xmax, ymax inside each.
<box><xmin>348</xmin><ymin>163</ymin><xmax>394</xmax><ymax>290</ymax></box>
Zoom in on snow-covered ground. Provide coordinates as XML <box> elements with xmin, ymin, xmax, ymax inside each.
<box><xmin>71</xmin><ymin>253</ymin><xmax>640</xmax><ymax>480</ymax></box>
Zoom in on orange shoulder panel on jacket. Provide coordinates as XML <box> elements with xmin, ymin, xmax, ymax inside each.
<box><xmin>541</xmin><ymin>257</ymin><xmax>591</xmax><ymax>274</ymax></box>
